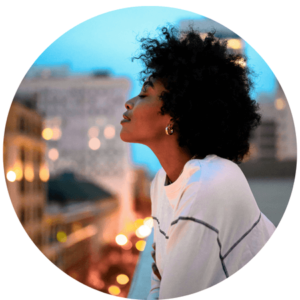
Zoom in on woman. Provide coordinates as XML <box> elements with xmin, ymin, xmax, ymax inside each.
<box><xmin>120</xmin><ymin>25</ymin><xmax>275</xmax><ymax>299</ymax></box>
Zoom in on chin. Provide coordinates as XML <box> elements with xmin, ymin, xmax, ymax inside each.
<box><xmin>120</xmin><ymin>130</ymin><xmax>133</xmax><ymax>143</ymax></box>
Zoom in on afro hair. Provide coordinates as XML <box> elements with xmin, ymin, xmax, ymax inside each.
<box><xmin>132</xmin><ymin>25</ymin><xmax>261</xmax><ymax>164</ymax></box>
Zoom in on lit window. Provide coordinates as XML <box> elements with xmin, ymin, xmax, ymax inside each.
<box><xmin>12</xmin><ymin>161</ymin><xmax>23</xmax><ymax>181</ymax></box>
<box><xmin>24</xmin><ymin>165</ymin><xmax>34</xmax><ymax>182</ymax></box>
<box><xmin>39</xmin><ymin>165</ymin><xmax>50</xmax><ymax>182</ymax></box>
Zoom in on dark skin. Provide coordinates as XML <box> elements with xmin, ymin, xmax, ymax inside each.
<box><xmin>151</xmin><ymin>243</ymin><xmax>162</xmax><ymax>280</ymax></box>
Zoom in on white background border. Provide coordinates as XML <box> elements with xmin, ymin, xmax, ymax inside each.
<box><xmin>1</xmin><ymin>1</ymin><xmax>299</xmax><ymax>299</ymax></box>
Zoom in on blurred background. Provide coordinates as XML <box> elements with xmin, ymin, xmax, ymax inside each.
<box><xmin>3</xmin><ymin>7</ymin><xmax>296</xmax><ymax>299</ymax></box>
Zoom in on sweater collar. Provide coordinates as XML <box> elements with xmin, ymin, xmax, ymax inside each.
<box><xmin>163</xmin><ymin>155</ymin><xmax>216</xmax><ymax>210</ymax></box>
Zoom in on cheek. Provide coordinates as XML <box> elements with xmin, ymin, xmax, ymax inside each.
<box><xmin>136</xmin><ymin>108</ymin><xmax>163</xmax><ymax>131</ymax></box>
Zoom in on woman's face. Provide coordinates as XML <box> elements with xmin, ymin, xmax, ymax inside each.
<box><xmin>120</xmin><ymin>78</ymin><xmax>171</xmax><ymax>145</ymax></box>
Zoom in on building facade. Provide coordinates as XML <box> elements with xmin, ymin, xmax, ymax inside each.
<box><xmin>248</xmin><ymin>82</ymin><xmax>297</xmax><ymax>161</ymax></box>
<box><xmin>16</xmin><ymin>73</ymin><xmax>136</xmax><ymax>233</ymax></box>
<box><xmin>4</xmin><ymin>99</ymin><xmax>48</xmax><ymax>249</ymax></box>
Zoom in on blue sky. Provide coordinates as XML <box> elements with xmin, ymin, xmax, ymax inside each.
<box><xmin>33</xmin><ymin>6</ymin><xmax>276</xmax><ymax>176</ymax></box>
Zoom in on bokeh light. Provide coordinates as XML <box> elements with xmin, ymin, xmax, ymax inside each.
<box><xmin>57</xmin><ymin>231</ymin><xmax>67</xmax><ymax>243</ymax></box>
<box><xmin>144</xmin><ymin>217</ymin><xmax>154</xmax><ymax>228</ymax></box>
<box><xmin>108</xmin><ymin>285</ymin><xmax>121</xmax><ymax>295</ymax></box>
<box><xmin>104</xmin><ymin>125</ymin><xmax>115</xmax><ymax>139</ymax></box>
<box><xmin>6</xmin><ymin>171</ymin><xmax>16</xmax><ymax>182</ymax></box>
<box><xmin>42</xmin><ymin>128</ymin><xmax>53</xmax><ymax>140</ymax></box>
<box><xmin>136</xmin><ymin>240</ymin><xmax>146</xmax><ymax>251</ymax></box>
<box><xmin>134</xmin><ymin>219</ymin><xmax>144</xmax><ymax>229</ymax></box>
<box><xmin>88</xmin><ymin>126</ymin><xmax>99</xmax><ymax>138</ymax></box>
<box><xmin>48</xmin><ymin>148</ymin><xmax>59</xmax><ymax>161</ymax></box>
<box><xmin>14</xmin><ymin>166</ymin><xmax>23</xmax><ymax>181</ymax></box>
<box><xmin>227</xmin><ymin>38</ymin><xmax>242</xmax><ymax>49</ymax></box>
<box><xmin>52</xmin><ymin>127</ymin><xmax>62</xmax><ymax>140</ymax></box>
<box><xmin>125</xmin><ymin>221</ymin><xmax>136</xmax><ymax>232</ymax></box>
<box><xmin>115</xmin><ymin>234</ymin><xmax>128</xmax><ymax>246</ymax></box>
<box><xmin>39</xmin><ymin>166</ymin><xmax>50</xmax><ymax>182</ymax></box>
<box><xmin>89</xmin><ymin>137</ymin><xmax>101</xmax><ymax>150</ymax></box>
<box><xmin>116</xmin><ymin>274</ymin><xmax>129</xmax><ymax>285</ymax></box>
<box><xmin>24</xmin><ymin>165</ymin><xmax>34</xmax><ymax>182</ymax></box>
<box><xmin>275</xmin><ymin>98</ymin><xmax>286</xmax><ymax>110</ymax></box>
<box><xmin>136</xmin><ymin>225</ymin><xmax>151</xmax><ymax>238</ymax></box>
<box><xmin>10</xmin><ymin>161</ymin><xmax>23</xmax><ymax>181</ymax></box>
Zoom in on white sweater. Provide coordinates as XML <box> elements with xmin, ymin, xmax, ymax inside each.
<box><xmin>147</xmin><ymin>155</ymin><xmax>275</xmax><ymax>299</ymax></box>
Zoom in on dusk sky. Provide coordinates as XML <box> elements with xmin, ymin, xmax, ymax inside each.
<box><xmin>32</xmin><ymin>6</ymin><xmax>276</xmax><ymax>175</ymax></box>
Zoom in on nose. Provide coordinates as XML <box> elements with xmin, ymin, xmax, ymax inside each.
<box><xmin>125</xmin><ymin>98</ymin><xmax>134</xmax><ymax>110</ymax></box>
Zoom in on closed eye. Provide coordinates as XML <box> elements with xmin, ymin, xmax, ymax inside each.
<box><xmin>138</xmin><ymin>95</ymin><xmax>146</xmax><ymax>98</ymax></box>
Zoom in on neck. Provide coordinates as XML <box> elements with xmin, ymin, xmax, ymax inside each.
<box><xmin>147</xmin><ymin>135</ymin><xmax>194</xmax><ymax>183</ymax></box>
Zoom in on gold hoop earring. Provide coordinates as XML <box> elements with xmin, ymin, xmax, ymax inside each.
<box><xmin>165</xmin><ymin>124</ymin><xmax>174</xmax><ymax>136</ymax></box>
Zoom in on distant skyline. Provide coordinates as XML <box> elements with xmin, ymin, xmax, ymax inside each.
<box><xmin>31</xmin><ymin>6</ymin><xmax>277</xmax><ymax>176</ymax></box>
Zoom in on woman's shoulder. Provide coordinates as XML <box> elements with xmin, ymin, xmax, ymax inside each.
<box><xmin>178</xmin><ymin>155</ymin><xmax>260</xmax><ymax>225</ymax></box>
<box><xmin>187</xmin><ymin>154</ymin><xmax>247</xmax><ymax>192</ymax></box>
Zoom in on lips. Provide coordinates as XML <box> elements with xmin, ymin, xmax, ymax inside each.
<box><xmin>121</xmin><ymin>113</ymin><xmax>131</xmax><ymax>124</ymax></box>
<box><xmin>123</xmin><ymin>114</ymin><xmax>131</xmax><ymax>121</ymax></box>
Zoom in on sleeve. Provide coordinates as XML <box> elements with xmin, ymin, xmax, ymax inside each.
<box><xmin>158</xmin><ymin>217</ymin><xmax>227</xmax><ymax>299</ymax></box>
<box><xmin>147</xmin><ymin>178</ymin><xmax>161</xmax><ymax>300</ymax></box>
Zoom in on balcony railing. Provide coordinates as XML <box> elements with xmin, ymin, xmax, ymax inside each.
<box><xmin>128</xmin><ymin>230</ymin><xmax>154</xmax><ymax>299</ymax></box>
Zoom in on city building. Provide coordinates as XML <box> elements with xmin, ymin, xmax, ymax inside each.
<box><xmin>43</xmin><ymin>171</ymin><xmax>119</xmax><ymax>283</ymax></box>
<box><xmin>15</xmin><ymin>69</ymin><xmax>136</xmax><ymax>234</ymax></box>
<box><xmin>247</xmin><ymin>81</ymin><xmax>297</xmax><ymax>162</ymax></box>
<box><xmin>4</xmin><ymin>97</ymin><xmax>48</xmax><ymax>250</ymax></box>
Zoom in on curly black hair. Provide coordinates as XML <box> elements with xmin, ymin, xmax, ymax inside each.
<box><xmin>132</xmin><ymin>25</ymin><xmax>261</xmax><ymax>163</ymax></box>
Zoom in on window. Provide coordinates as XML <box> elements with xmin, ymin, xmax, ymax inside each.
<box><xmin>20</xmin><ymin>147</ymin><xmax>25</xmax><ymax>162</ymax></box>
<box><xmin>37</xmin><ymin>206</ymin><xmax>43</xmax><ymax>221</ymax></box>
<box><xmin>19</xmin><ymin>117</ymin><xmax>26</xmax><ymax>133</ymax></box>
<box><xmin>20</xmin><ymin>207</ymin><xmax>25</xmax><ymax>224</ymax></box>
<box><xmin>19</xmin><ymin>177</ymin><xmax>25</xmax><ymax>195</ymax></box>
